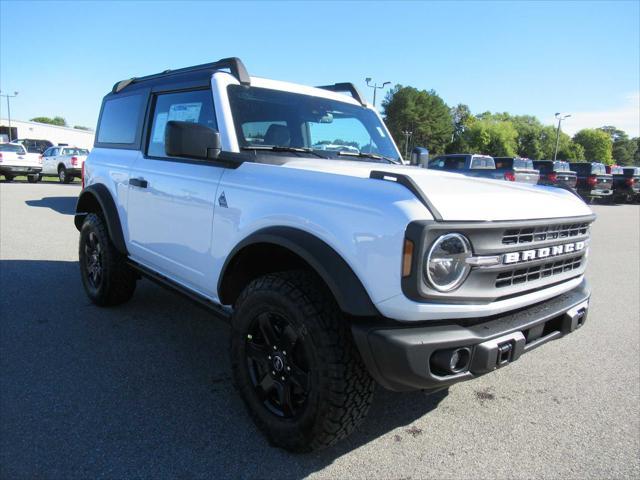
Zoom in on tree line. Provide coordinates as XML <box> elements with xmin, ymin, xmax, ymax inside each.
<box><xmin>382</xmin><ymin>85</ymin><xmax>639</xmax><ymax>165</ymax></box>
<box><xmin>30</xmin><ymin>116</ymin><xmax>92</xmax><ymax>131</ymax></box>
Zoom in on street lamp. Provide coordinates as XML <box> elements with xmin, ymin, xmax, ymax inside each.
<box><xmin>553</xmin><ymin>112</ymin><xmax>571</xmax><ymax>161</ymax></box>
<box><xmin>402</xmin><ymin>130</ymin><xmax>413</xmax><ymax>160</ymax></box>
<box><xmin>0</xmin><ymin>91</ymin><xmax>19</xmax><ymax>142</ymax></box>
<box><xmin>365</xmin><ymin>78</ymin><xmax>390</xmax><ymax>107</ymax></box>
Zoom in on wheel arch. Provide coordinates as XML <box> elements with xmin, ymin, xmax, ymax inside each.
<box><xmin>218</xmin><ymin>227</ymin><xmax>379</xmax><ymax>317</ymax></box>
<box><xmin>74</xmin><ymin>184</ymin><xmax>128</xmax><ymax>255</ymax></box>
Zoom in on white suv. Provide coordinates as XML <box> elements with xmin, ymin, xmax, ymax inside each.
<box><xmin>75</xmin><ymin>57</ymin><xmax>594</xmax><ymax>452</ymax></box>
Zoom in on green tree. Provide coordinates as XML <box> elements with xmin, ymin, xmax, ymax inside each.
<box><xmin>538</xmin><ymin>126</ymin><xmax>585</xmax><ymax>160</ymax></box>
<box><xmin>382</xmin><ymin>85</ymin><xmax>453</xmax><ymax>156</ymax></box>
<box><xmin>598</xmin><ymin>126</ymin><xmax>637</xmax><ymax>165</ymax></box>
<box><xmin>573</xmin><ymin>129</ymin><xmax>613</xmax><ymax>164</ymax></box>
<box><xmin>446</xmin><ymin>103</ymin><xmax>473</xmax><ymax>153</ymax></box>
<box><xmin>30</xmin><ymin>116</ymin><xmax>67</xmax><ymax>126</ymax></box>
<box><xmin>461</xmin><ymin>118</ymin><xmax>518</xmax><ymax>156</ymax></box>
<box><xmin>633</xmin><ymin>137</ymin><xmax>640</xmax><ymax>165</ymax></box>
<box><xmin>73</xmin><ymin>125</ymin><xmax>92</xmax><ymax>131</ymax></box>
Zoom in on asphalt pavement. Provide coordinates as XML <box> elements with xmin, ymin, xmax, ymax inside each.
<box><xmin>1</xmin><ymin>181</ymin><xmax>638</xmax><ymax>479</ymax></box>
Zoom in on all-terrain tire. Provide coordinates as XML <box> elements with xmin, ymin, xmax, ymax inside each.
<box><xmin>230</xmin><ymin>270</ymin><xmax>375</xmax><ymax>452</ymax></box>
<box><xmin>79</xmin><ymin>213</ymin><xmax>137</xmax><ymax>306</ymax></box>
<box><xmin>58</xmin><ymin>166</ymin><xmax>72</xmax><ymax>184</ymax></box>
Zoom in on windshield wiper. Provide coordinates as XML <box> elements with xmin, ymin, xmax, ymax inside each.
<box><xmin>241</xmin><ymin>145</ymin><xmax>327</xmax><ymax>159</ymax></box>
<box><xmin>337</xmin><ymin>151</ymin><xmax>401</xmax><ymax>164</ymax></box>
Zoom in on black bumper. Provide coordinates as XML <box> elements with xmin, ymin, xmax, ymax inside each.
<box><xmin>352</xmin><ymin>280</ymin><xmax>590</xmax><ymax>392</ymax></box>
<box><xmin>0</xmin><ymin>166</ymin><xmax>42</xmax><ymax>175</ymax></box>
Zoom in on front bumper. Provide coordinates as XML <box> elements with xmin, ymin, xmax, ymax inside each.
<box><xmin>352</xmin><ymin>279</ymin><xmax>590</xmax><ymax>392</ymax></box>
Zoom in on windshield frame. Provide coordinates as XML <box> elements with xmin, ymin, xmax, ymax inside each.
<box><xmin>220</xmin><ymin>77</ymin><xmax>402</xmax><ymax>162</ymax></box>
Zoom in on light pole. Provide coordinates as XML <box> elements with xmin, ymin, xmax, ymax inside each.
<box><xmin>365</xmin><ymin>78</ymin><xmax>390</xmax><ymax>107</ymax></box>
<box><xmin>553</xmin><ymin>112</ymin><xmax>571</xmax><ymax>161</ymax></box>
<box><xmin>0</xmin><ymin>91</ymin><xmax>19</xmax><ymax>142</ymax></box>
<box><xmin>402</xmin><ymin>130</ymin><xmax>413</xmax><ymax>160</ymax></box>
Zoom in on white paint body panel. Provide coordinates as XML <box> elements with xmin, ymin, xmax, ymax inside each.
<box><xmin>84</xmin><ymin>73</ymin><xmax>594</xmax><ymax>322</ymax></box>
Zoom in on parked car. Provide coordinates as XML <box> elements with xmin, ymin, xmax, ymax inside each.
<box><xmin>533</xmin><ymin>160</ymin><xmax>577</xmax><ymax>189</ymax></box>
<box><xmin>0</xmin><ymin>143</ymin><xmax>42</xmax><ymax>182</ymax></box>
<box><xmin>427</xmin><ymin>154</ymin><xmax>502</xmax><ymax>179</ymax></box>
<box><xmin>40</xmin><ymin>146</ymin><xmax>89</xmax><ymax>183</ymax></box>
<box><xmin>13</xmin><ymin>138</ymin><xmax>54</xmax><ymax>155</ymax></box>
<box><xmin>607</xmin><ymin>165</ymin><xmax>640</xmax><ymax>203</ymax></box>
<box><xmin>494</xmin><ymin>157</ymin><xmax>540</xmax><ymax>184</ymax></box>
<box><xmin>569</xmin><ymin>162</ymin><xmax>613</xmax><ymax>203</ymax></box>
<box><xmin>75</xmin><ymin>56</ymin><xmax>594</xmax><ymax>452</ymax></box>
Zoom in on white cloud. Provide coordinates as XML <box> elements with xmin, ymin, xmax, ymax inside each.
<box><xmin>547</xmin><ymin>92</ymin><xmax>640</xmax><ymax>138</ymax></box>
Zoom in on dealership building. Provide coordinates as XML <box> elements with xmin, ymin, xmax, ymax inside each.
<box><xmin>0</xmin><ymin>118</ymin><xmax>95</xmax><ymax>149</ymax></box>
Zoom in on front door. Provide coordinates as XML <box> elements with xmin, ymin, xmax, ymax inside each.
<box><xmin>126</xmin><ymin>88</ymin><xmax>225</xmax><ymax>297</ymax></box>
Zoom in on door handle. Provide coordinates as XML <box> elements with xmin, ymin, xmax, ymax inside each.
<box><xmin>129</xmin><ymin>178</ymin><xmax>148</xmax><ymax>188</ymax></box>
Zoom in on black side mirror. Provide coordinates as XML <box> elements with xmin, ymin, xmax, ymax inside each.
<box><xmin>165</xmin><ymin>121</ymin><xmax>221</xmax><ymax>160</ymax></box>
<box><xmin>410</xmin><ymin>147</ymin><xmax>429</xmax><ymax>167</ymax></box>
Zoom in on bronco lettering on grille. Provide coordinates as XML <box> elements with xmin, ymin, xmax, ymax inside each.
<box><xmin>503</xmin><ymin>241</ymin><xmax>585</xmax><ymax>264</ymax></box>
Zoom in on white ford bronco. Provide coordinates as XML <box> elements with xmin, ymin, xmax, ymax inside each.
<box><xmin>75</xmin><ymin>58</ymin><xmax>594</xmax><ymax>452</ymax></box>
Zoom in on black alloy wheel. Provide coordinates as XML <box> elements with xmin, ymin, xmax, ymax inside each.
<box><xmin>84</xmin><ymin>231</ymin><xmax>103</xmax><ymax>290</ymax></box>
<box><xmin>245</xmin><ymin>311</ymin><xmax>310</xmax><ymax>418</ymax></box>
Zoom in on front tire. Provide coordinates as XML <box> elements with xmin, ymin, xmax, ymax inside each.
<box><xmin>230</xmin><ymin>271</ymin><xmax>375</xmax><ymax>452</ymax></box>
<box><xmin>3</xmin><ymin>175</ymin><xmax>14</xmax><ymax>182</ymax></box>
<box><xmin>79</xmin><ymin>213</ymin><xmax>137</xmax><ymax>306</ymax></box>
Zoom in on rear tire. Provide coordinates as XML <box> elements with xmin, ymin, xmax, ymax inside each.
<box><xmin>79</xmin><ymin>213</ymin><xmax>137</xmax><ymax>306</ymax></box>
<box><xmin>58</xmin><ymin>166</ymin><xmax>72</xmax><ymax>184</ymax></box>
<box><xmin>230</xmin><ymin>271</ymin><xmax>375</xmax><ymax>452</ymax></box>
<box><xmin>27</xmin><ymin>174</ymin><xmax>39</xmax><ymax>183</ymax></box>
<box><xmin>3</xmin><ymin>175</ymin><xmax>14</xmax><ymax>182</ymax></box>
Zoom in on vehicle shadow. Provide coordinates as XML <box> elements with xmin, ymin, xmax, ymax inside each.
<box><xmin>25</xmin><ymin>196</ymin><xmax>77</xmax><ymax>215</ymax></box>
<box><xmin>0</xmin><ymin>259</ymin><xmax>446</xmax><ymax>479</ymax></box>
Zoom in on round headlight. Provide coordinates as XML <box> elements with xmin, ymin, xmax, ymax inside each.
<box><xmin>425</xmin><ymin>233</ymin><xmax>472</xmax><ymax>292</ymax></box>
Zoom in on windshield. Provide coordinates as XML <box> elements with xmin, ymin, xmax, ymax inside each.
<box><xmin>0</xmin><ymin>144</ymin><xmax>25</xmax><ymax>153</ymax></box>
<box><xmin>227</xmin><ymin>85</ymin><xmax>401</xmax><ymax>161</ymax></box>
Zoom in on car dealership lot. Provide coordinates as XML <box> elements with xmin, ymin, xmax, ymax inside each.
<box><xmin>1</xmin><ymin>182</ymin><xmax>638</xmax><ymax>479</ymax></box>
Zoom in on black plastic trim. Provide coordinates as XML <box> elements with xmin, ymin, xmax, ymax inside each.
<box><xmin>369</xmin><ymin>170</ymin><xmax>443</xmax><ymax>220</ymax></box>
<box><xmin>217</xmin><ymin>226</ymin><xmax>378</xmax><ymax>317</ymax></box>
<box><xmin>316</xmin><ymin>83</ymin><xmax>366</xmax><ymax>105</ymax></box>
<box><xmin>352</xmin><ymin>279</ymin><xmax>590</xmax><ymax>391</ymax></box>
<box><xmin>74</xmin><ymin>184</ymin><xmax>128</xmax><ymax>255</ymax></box>
<box><xmin>128</xmin><ymin>260</ymin><xmax>232</xmax><ymax>322</ymax></box>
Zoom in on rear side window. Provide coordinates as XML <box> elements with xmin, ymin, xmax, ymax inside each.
<box><xmin>97</xmin><ymin>94</ymin><xmax>144</xmax><ymax>145</ymax></box>
<box><xmin>0</xmin><ymin>144</ymin><xmax>25</xmax><ymax>153</ymax></box>
<box><xmin>147</xmin><ymin>89</ymin><xmax>217</xmax><ymax>158</ymax></box>
<box><xmin>592</xmin><ymin>163</ymin><xmax>606</xmax><ymax>175</ymax></box>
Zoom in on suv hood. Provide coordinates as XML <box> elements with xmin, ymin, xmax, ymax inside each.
<box><xmin>282</xmin><ymin>159</ymin><xmax>593</xmax><ymax>221</ymax></box>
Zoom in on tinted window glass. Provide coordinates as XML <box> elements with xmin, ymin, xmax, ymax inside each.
<box><xmin>570</xmin><ymin>163</ymin><xmax>590</xmax><ymax>174</ymax></box>
<box><xmin>428</xmin><ymin>156</ymin><xmax>467</xmax><ymax>170</ymax></box>
<box><xmin>533</xmin><ymin>161</ymin><xmax>552</xmax><ymax>173</ymax></box>
<box><xmin>553</xmin><ymin>161</ymin><xmax>570</xmax><ymax>172</ymax></box>
<box><xmin>97</xmin><ymin>94</ymin><xmax>144</xmax><ymax>144</ymax></box>
<box><xmin>147</xmin><ymin>89</ymin><xmax>217</xmax><ymax>158</ymax></box>
<box><xmin>61</xmin><ymin>148</ymin><xmax>89</xmax><ymax>156</ymax></box>
<box><xmin>494</xmin><ymin>158</ymin><xmax>513</xmax><ymax>169</ymax></box>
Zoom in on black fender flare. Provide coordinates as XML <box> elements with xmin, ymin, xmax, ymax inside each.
<box><xmin>74</xmin><ymin>184</ymin><xmax>128</xmax><ymax>255</ymax></box>
<box><xmin>218</xmin><ymin>227</ymin><xmax>379</xmax><ymax>317</ymax></box>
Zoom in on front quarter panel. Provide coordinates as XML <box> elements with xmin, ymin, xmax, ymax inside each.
<box><xmin>211</xmin><ymin>161</ymin><xmax>430</xmax><ymax>306</ymax></box>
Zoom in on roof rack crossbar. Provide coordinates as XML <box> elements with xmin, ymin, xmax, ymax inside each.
<box><xmin>316</xmin><ymin>83</ymin><xmax>366</xmax><ymax>106</ymax></box>
<box><xmin>112</xmin><ymin>57</ymin><xmax>250</xmax><ymax>93</ymax></box>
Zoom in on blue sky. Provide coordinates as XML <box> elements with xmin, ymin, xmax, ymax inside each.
<box><xmin>1</xmin><ymin>0</ymin><xmax>639</xmax><ymax>136</ymax></box>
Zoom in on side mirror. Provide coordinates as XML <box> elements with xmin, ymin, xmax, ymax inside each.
<box><xmin>165</xmin><ymin>121</ymin><xmax>221</xmax><ymax>160</ymax></box>
<box><xmin>410</xmin><ymin>147</ymin><xmax>429</xmax><ymax>167</ymax></box>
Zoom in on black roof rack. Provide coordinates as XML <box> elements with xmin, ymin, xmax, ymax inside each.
<box><xmin>316</xmin><ymin>83</ymin><xmax>366</xmax><ymax>106</ymax></box>
<box><xmin>112</xmin><ymin>57</ymin><xmax>250</xmax><ymax>93</ymax></box>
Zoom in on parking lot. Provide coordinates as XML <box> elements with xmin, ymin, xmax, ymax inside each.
<box><xmin>0</xmin><ymin>181</ymin><xmax>638</xmax><ymax>479</ymax></box>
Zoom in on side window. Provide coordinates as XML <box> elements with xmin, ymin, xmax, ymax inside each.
<box><xmin>147</xmin><ymin>89</ymin><xmax>217</xmax><ymax>158</ymax></box>
<box><xmin>51</xmin><ymin>148</ymin><xmax>60</xmax><ymax>156</ymax></box>
<box><xmin>97</xmin><ymin>93</ymin><xmax>144</xmax><ymax>145</ymax></box>
<box><xmin>42</xmin><ymin>148</ymin><xmax>51</xmax><ymax>157</ymax></box>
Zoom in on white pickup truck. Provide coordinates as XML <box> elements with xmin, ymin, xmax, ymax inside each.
<box><xmin>0</xmin><ymin>143</ymin><xmax>42</xmax><ymax>182</ymax></box>
<box><xmin>40</xmin><ymin>146</ymin><xmax>89</xmax><ymax>183</ymax></box>
<box><xmin>75</xmin><ymin>57</ymin><xmax>594</xmax><ymax>452</ymax></box>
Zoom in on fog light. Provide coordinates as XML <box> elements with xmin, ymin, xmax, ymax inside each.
<box><xmin>430</xmin><ymin>347</ymin><xmax>472</xmax><ymax>375</ymax></box>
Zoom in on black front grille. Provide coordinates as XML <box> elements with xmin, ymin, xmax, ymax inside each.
<box><xmin>502</xmin><ymin>222</ymin><xmax>589</xmax><ymax>245</ymax></box>
<box><xmin>495</xmin><ymin>255</ymin><xmax>583</xmax><ymax>288</ymax></box>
